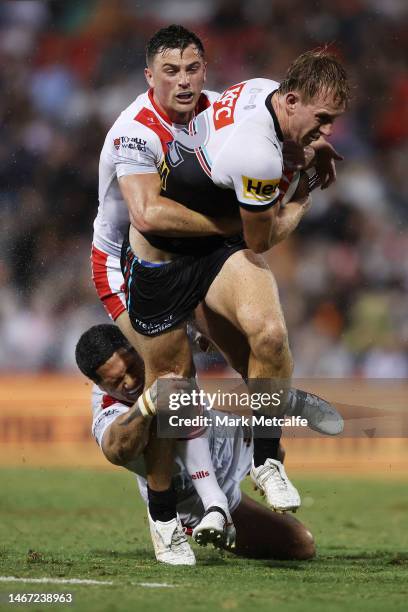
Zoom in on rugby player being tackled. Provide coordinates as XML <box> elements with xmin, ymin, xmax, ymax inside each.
<box><xmin>94</xmin><ymin>25</ymin><xmax>345</xmax><ymax>564</ymax></box>
<box><xmin>118</xmin><ymin>29</ymin><xmax>347</xmax><ymax>518</ymax></box>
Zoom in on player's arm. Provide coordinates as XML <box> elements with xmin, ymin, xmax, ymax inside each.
<box><xmin>239</xmin><ymin>172</ymin><xmax>310</xmax><ymax>253</ymax></box>
<box><xmin>101</xmin><ymin>404</ymin><xmax>153</xmax><ymax>466</ymax></box>
<box><xmin>100</xmin><ymin>376</ymin><xmax>191</xmax><ymax>465</ymax></box>
<box><xmin>119</xmin><ymin>172</ymin><xmax>241</xmax><ymax>237</ymax></box>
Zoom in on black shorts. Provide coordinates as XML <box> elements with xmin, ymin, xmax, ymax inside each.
<box><xmin>121</xmin><ymin>234</ymin><xmax>246</xmax><ymax>336</ymax></box>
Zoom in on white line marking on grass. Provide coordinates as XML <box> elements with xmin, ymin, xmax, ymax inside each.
<box><xmin>0</xmin><ymin>577</ymin><xmax>176</xmax><ymax>589</ymax></box>
<box><xmin>135</xmin><ymin>583</ymin><xmax>175</xmax><ymax>588</ymax></box>
<box><xmin>0</xmin><ymin>576</ymin><xmax>113</xmax><ymax>586</ymax></box>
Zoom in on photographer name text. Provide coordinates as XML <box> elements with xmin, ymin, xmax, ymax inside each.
<box><xmin>168</xmin><ymin>414</ymin><xmax>308</xmax><ymax>428</ymax></box>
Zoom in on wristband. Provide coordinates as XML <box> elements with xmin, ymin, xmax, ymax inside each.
<box><xmin>137</xmin><ymin>388</ymin><xmax>156</xmax><ymax>417</ymax></box>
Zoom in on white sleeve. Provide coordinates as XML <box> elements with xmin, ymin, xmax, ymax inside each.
<box><xmin>213</xmin><ymin>131</ymin><xmax>283</xmax><ymax>211</ymax></box>
<box><xmin>106</xmin><ymin>122</ymin><xmax>161</xmax><ymax>178</ymax></box>
<box><xmin>91</xmin><ymin>388</ymin><xmax>131</xmax><ymax>448</ymax></box>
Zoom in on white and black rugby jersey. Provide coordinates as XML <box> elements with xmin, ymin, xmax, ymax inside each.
<box><xmin>164</xmin><ymin>79</ymin><xmax>283</xmax><ymax>208</ymax></box>
<box><xmin>94</xmin><ymin>88</ymin><xmax>218</xmax><ymax>258</ymax></box>
<box><xmin>146</xmin><ymin>78</ymin><xmax>298</xmax><ymax>254</ymax></box>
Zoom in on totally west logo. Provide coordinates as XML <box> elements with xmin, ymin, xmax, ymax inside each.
<box><xmin>242</xmin><ymin>176</ymin><xmax>280</xmax><ymax>202</ymax></box>
<box><xmin>114</xmin><ymin>136</ymin><xmax>147</xmax><ymax>151</ymax></box>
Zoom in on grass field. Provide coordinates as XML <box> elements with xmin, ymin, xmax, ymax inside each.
<box><xmin>1</xmin><ymin>469</ymin><xmax>408</xmax><ymax>612</ymax></box>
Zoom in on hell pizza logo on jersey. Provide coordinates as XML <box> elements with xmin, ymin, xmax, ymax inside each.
<box><xmin>113</xmin><ymin>136</ymin><xmax>147</xmax><ymax>152</ymax></box>
<box><xmin>213</xmin><ymin>83</ymin><xmax>245</xmax><ymax>130</ymax></box>
<box><xmin>242</xmin><ymin>176</ymin><xmax>280</xmax><ymax>202</ymax></box>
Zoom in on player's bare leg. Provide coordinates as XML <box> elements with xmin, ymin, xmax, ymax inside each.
<box><xmin>229</xmin><ymin>493</ymin><xmax>315</xmax><ymax>560</ymax></box>
<box><xmin>204</xmin><ymin>249</ymin><xmax>293</xmax><ymax>389</ymax></box>
<box><xmin>115</xmin><ymin>310</ymin><xmax>144</xmax><ymax>354</ymax></box>
<box><xmin>194</xmin><ymin>299</ymin><xmax>300</xmax><ymax>512</ymax></box>
<box><xmin>124</xmin><ymin>324</ymin><xmax>235</xmax><ymax>548</ymax></box>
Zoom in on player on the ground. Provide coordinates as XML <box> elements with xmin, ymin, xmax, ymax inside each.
<box><xmin>75</xmin><ymin>324</ymin><xmax>315</xmax><ymax>565</ymax></box>
<box><xmin>119</xmin><ymin>48</ymin><xmax>349</xmax><ymax>507</ymax></box>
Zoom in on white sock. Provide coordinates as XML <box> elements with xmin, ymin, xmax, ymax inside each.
<box><xmin>176</xmin><ymin>436</ymin><xmax>229</xmax><ymax>513</ymax></box>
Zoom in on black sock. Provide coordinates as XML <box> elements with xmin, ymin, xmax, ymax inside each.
<box><xmin>147</xmin><ymin>485</ymin><xmax>177</xmax><ymax>522</ymax></box>
<box><xmin>253</xmin><ymin>426</ymin><xmax>282</xmax><ymax>467</ymax></box>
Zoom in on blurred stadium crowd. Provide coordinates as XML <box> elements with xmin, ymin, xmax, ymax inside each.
<box><xmin>1</xmin><ymin>0</ymin><xmax>407</xmax><ymax>376</ymax></box>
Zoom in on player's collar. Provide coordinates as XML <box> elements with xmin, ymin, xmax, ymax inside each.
<box><xmin>148</xmin><ymin>89</ymin><xmax>173</xmax><ymax>126</ymax></box>
<box><xmin>148</xmin><ymin>89</ymin><xmax>209</xmax><ymax>127</ymax></box>
<box><xmin>265</xmin><ymin>90</ymin><xmax>284</xmax><ymax>142</ymax></box>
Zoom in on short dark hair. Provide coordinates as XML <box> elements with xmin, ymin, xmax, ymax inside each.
<box><xmin>75</xmin><ymin>324</ymin><xmax>135</xmax><ymax>383</ymax></box>
<box><xmin>146</xmin><ymin>24</ymin><xmax>205</xmax><ymax>65</ymax></box>
<box><xmin>278</xmin><ymin>49</ymin><xmax>351</xmax><ymax>107</ymax></box>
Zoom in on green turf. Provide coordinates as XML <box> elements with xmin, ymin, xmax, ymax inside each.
<box><xmin>0</xmin><ymin>468</ymin><xmax>407</xmax><ymax>612</ymax></box>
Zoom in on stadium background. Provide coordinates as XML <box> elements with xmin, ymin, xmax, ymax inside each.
<box><xmin>0</xmin><ymin>2</ymin><xmax>407</xmax><ymax>609</ymax></box>
<box><xmin>0</xmin><ymin>0</ymin><xmax>407</xmax><ymax>462</ymax></box>
<box><xmin>0</xmin><ymin>0</ymin><xmax>407</xmax><ymax>376</ymax></box>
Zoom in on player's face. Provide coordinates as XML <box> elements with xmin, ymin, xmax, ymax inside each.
<box><xmin>144</xmin><ymin>44</ymin><xmax>207</xmax><ymax>124</ymax></box>
<box><xmin>96</xmin><ymin>348</ymin><xmax>145</xmax><ymax>403</ymax></box>
<box><xmin>288</xmin><ymin>90</ymin><xmax>345</xmax><ymax>146</ymax></box>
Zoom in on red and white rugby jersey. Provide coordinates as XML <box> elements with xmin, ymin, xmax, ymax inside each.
<box><xmin>91</xmin><ymin>384</ymin><xmax>150</xmax><ymax>476</ymax></box>
<box><xmin>179</xmin><ymin>78</ymin><xmax>288</xmax><ymax>211</ymax></box>
<box><xmin>91</xmin><ymin>384</ymin><xmax>132</xmax><ymax>447</ymax></box>
<box><xmin>93</xmin><ymin>88</ymin><xmax>219</xmax><ymax>258</ymax></box>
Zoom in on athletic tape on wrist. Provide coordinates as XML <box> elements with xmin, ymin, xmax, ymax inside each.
<box><xmin>137</xmin><ymin>389</ymin><xmax>156</xmax><ymax>417</ymax></box>
<box><xmin>144</xmin><ymin>387</ymin><xmax>156</xmax><ymax>415</ymax></box>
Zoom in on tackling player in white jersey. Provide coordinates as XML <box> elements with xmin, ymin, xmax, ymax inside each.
<box><xmin>75</xmin><ymin>324</ymin><xmax>315</xmax><ymax>565</ymax></box>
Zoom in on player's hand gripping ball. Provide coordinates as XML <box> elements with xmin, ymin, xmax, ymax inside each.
<box><xmin>281</xmin><ymin>170</ymin><xmax>310</xmax><ymax>207</ymax></box>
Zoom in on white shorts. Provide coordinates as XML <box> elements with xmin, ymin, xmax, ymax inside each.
<box><xmin>136</xmin><ymin>416</ymin><xmax>253</xmax><ymax>528</ymax></box>
<box><xmin>91</xmin><ymin>245</ymin><xmax>126</xmax><ymax>321</ymax></box>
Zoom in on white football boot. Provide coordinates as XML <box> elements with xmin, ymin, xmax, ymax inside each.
<box><xmin>286</xmin><ymin>389</ymin><xmax>344</xmax><ymax>436</ymax></box>
<box><xmin>148</xmin><ymin>511</ymin><xmax>196</xmax><ymax>565</ymax></box>
<box><xmin>192</xmin><ymin>506</ymin><xmax>236</xmax><ymax>549</ymax></box>
<box><xmin>250</xmin><ymin>458</ymin><xmax>301</xmax><ymax>512</ymax></box>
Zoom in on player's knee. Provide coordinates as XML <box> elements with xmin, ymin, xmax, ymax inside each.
<box><xmin>286</xmin><ymin>524</ymin><xmax>316</xmax><ymax>560</ymax></box>
<box><xmin>251</xmin><ymin>322</ymin><xmax>289</xmax><ymax>366</ymax></box>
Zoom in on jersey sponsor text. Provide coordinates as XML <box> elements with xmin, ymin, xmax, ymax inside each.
<box><xmin>242</xmin><ymin>176</ymin><xmax>280</xmax><ymax>202</ymax></box>
<box><xmin>213</xmin><ymin>83</ymin><xmax>245</xmax><ymax>130</ymax></box>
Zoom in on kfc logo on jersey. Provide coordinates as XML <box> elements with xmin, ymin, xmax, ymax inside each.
<box><xmin>213</xmin><ymin>83</ymin><xmax>245</xmax><ymax>130</ymax></box>
<box><xmin>242</xmin><ymin>176</ymin><xmax>280</xmax><ymax>202</ymax></box>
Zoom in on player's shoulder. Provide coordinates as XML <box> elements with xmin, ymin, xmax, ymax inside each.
<box><xmin>102</xmin><ymin>91</ymin><xmax>163</xmax><ymax>156</ymax></box>
<box><xmin>110</xmin><ymin>93</ymin><xmax>157</xmax><ymax>135</ymax></box>
<box><xmin>201</xmin><ymin>89</ymin><xmax>220</xmax><ymax>105</ymax></box>
<box><xmin>91</xmin><ymin>384</ymin><xmax>130</xmax><ymax>414</ymax></box>
<box><xmin>242</xmin><ymin>77</ymin><xmax>280</xmax><ymax>92</ymax></box>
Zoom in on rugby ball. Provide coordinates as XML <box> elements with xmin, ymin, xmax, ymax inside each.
<box><xmin>281</xmin><ymin>171</ymin><xmax>300</xmax><ymax>206</ymax></box>
<box><xmin>281</xmin><ymin>170</ymin><xmax>310</xmax><ymax>206</ymax></box>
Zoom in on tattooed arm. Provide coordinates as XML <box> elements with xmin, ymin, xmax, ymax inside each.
<box><xmin>101</xmin><ymin>404</ymin><xmax>153</xmax><ymax>466</ymax></box>
<box><xmin>101</xmin><ymin>387</ymin><xmax>158</xmax><ymax>466</ymax></box>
